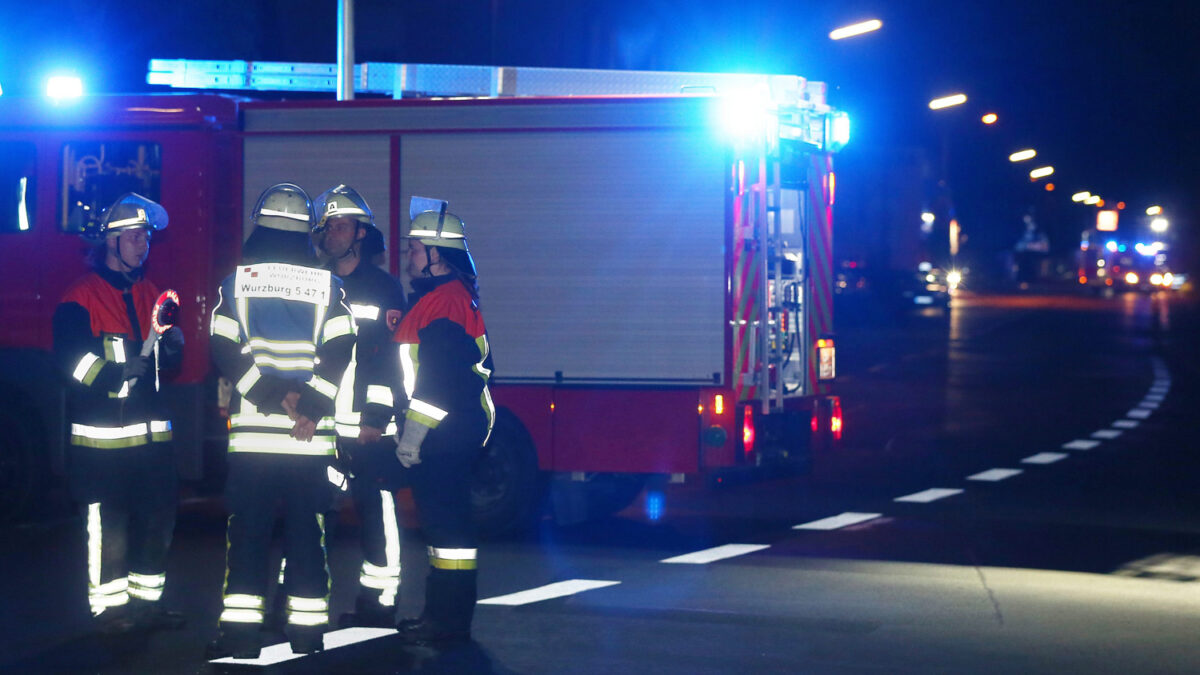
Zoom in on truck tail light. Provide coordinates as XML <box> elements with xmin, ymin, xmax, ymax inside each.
<box><xmin>742</xmin><ymin>405</ymin><xmax>756</xmax><ymax>456</ymax></box>
<box><xmin>830</xmin><ymin>397</ymin><xmax>843</xmax><ymax>440</ymax></box>
<box><xmin>714</xmin><ymin>394</ymin><xmax>725</xmax><ymax>415</ymax></box>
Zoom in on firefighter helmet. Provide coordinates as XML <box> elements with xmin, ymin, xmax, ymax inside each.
<box><xmin>406</xmin><ymin>210</ymin><xmax>476</xmax><ymax>277</ymax></box>
<box><xmin>251</xmin><ymin>183</ymin><xmax>314</xmax><ymax>233</ymax></box>
<box><xmin>84</xmin><ymin>193</ymin><xmax>168</xmax><ymax>240</ymax></box>
<box><xmin>313</xmin><ymin>184</ymin><xmax>373</xmax><ymax>233</ymax></box>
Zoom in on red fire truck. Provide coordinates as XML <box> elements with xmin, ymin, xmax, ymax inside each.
<box><xmin>0</xmin><ymin>62</ymin><xmax>846</xmax><ymax>533</ymax></box>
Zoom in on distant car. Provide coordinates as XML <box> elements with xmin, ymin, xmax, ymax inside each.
<box><xmin>834</xmin><ymin>263</ymin><xmax>956</xmax><ymax>316</ymax></box>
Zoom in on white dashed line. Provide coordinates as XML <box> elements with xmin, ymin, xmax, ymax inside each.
<box><xmin>1144</xmin><ymin>394</ymin><xmax>1165</xmax><ymax>402</ymax></box>
<box><xmin>1023</xmin><ymin>452</ymin><xmax>1068</xmax><ymax>464</ymax></box>
<box><xmin>661</xmin><ymin>544</ymin><xmax>770</xmax><ymax>564</ymax></box>
<box><xmin>1063</xmin><ymin>439</ymin><xmax>1101</xmax><ymax>450</ymax></box>
<box><xmin>211</xmin><ymin>627</ymin><xmax>395</xmax><ymax>665</ymax></box>
<box><xmin>1113</xmin><ymin>420</ymin><xmax>1140</xmax><ymax>429</ymax></box>
<box><xmin>967</xmin><ymin>468</ymin><xmax>1023</xmax><ymax>482</ymax></box>
<box><xmin>1139</xmin><ymin>401</ymin><xmax>1160</xmax><ymax>410</ymax></box>
<box><xmin>1091</xmin><ymin>430</ymin><xmax>1122</xmax><ymax>440</ymax></box>
<box><xmin>1149</xmin><ymin>387</ymin><xmax>1169</xmax><ymax>394</ymax></box>
<box><xmin>894</xmin><ymin>488</ymin><xmax>963</xmax><ymax>503</ymax></box>
<box><xmin>478</xmin><ymin>579</ymin><xmax>620</xmax><ymax>606</ymax></box>
<box><xmin>794</xmin><ymin>512</ymin><xmax>883</xmax><ymax>530</ymax></box>
<box><xmin>1128</xmin><ymin>409</ymin><xmax>1152</xmax><ymax>419</ymax></box>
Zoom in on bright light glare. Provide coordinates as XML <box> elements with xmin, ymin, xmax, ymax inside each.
<box><xmin>829</xmin><ymin>19</ymin><xmax>883</xmax><ymax>40</ymax></box>
<box><xmin>46</xmin><ymin>75</ymin><xmax>83</xmax><ymax>99</ymax></box>
<box><xmin>1146</xmin><ymin>205</ymin><xmax>1162</xmax><ymax>216</ymax></box>
<box><xmin>1163</xmin><ymin>273</ymin><xmax>1175</xmax><ymax>286</ymax></box>
<box><xmin>981</xmin><ymin>113</ymin><xmax>998</xmax><ymax>124</ymax></box>
<box><xmin>830</xmin><ymin>113</ymin><xmax>851</xmax><ymax>149</ymax></box>
<box><xmin>1085</xmin><ymin>195</ymin><xmax>1101</xmax><ymax>205</ymax></box>
<box><xmin>1150</xmin><ymin>217</ymin><xmax>1169</xmax><ymax>233</ymax></box>
<box><xmin>921</xmin><ymin>211</ymin><xmax>935</xmax><ymax>224</ymax></box>
<box><xmin>1029</xmin><ymin>166</ymin><xmax>1054</xmax><ymax>179</ymax></box>
<box><xmin>1151</xmin><ymin>273</ymin><xmax>1164</xmax><ymax>286</ymax></box>
<box><xmin>1071</xmin><ymin>191</ymin><xmax>1091</xmax><ymax>202</ymax></box>
<box><xmin>1125</xmin><ymin>272</ymin><xmax>1139</xmax><ymax>285</ymax></box>
<box><xmin>717</xmin><ymin>89</ymin><xmax>771</xmax><ymax>141</ymax></box>
<box><xmin>929</xmin><ymin>93</ymin><xmax>967</xmax><ymax>110</ymax></box>
<box><xmin>946</xmin><ymin>270</ymin><xmax>962</xmax><ymax>288</ymax></box>
<box><xmin>1008</xmin><ymin>149</ymin><xmax>1036</xmax><ymax>162</ymax></box>
<box><xmin>1105</xmin><ymin>241</ymin><xmax>1119</xmax><ymax>252</ymax></box>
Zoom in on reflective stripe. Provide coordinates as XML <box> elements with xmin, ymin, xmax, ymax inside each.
<box><xmin>322</xmin><ymin>315</ymin><xmax>355</xmax><ymax>342</ymax></box>
<box><xmin>225</xmin><ymin>594</ymin><xmax>266</xmax><ymax>609</ymax></box>
<box><xmin>220</xmin><ymin>608</ymin><xmax>265</xmax><ymax>624</ymax></box>
<box><xmin>409</xmin><ymin>229</ymin><xmax>463</xmax><ymax>239</ymax></box>
<box><xmin>109</xmin><ymin>337</ymin><xmax>127</xmax><ymax>365</ymax></box>
<box><xmin>407</xmin><ymin>398</ymin><xmax>447</xmax><ymax>428</ymax></box>
<box><xmin>73</xmin><ymin>353</ymin><xmax>104</xmax><ymax>385</ymax></box>
<box><xmin>227</xmin><ymin>432</ymin><xmax>336</xmax><ymax>455</ymax></box>
<box><xmin>128</xmin><ymin>571</ymin><xmax>165</xmax><ymax>601</ymax></box>
<box><xmin>236</xmin><ymin>366</ymin><xmax>261</xmax><ymax>395</ymax></box>
<box><xmin>308</xmin><ymin>375</ymin><xmax>338</xmax><ymax>400</ymax></box>
<box><xmin>327</xmin><ymin>465</ymin><xmax>348</xmax><ymax>491</ymax></box>
<box><xmin>211</xmin><ymin>314</ymin><xmax>242</xmax><ymax>341</ymax></box>
<box><xmin>248</xmin><ymin>337</ymin><xmax>315</xmax><ymax>353</ymax></box>
<box><xmin>288</xmin><ymin>611</ymin><xmax>329</xmax><ymax>626</ymax></box>
<box><xmin>366</xmin><ymin>385</ymin><xmax>394</xmax><ymax>407</ymax></box>
<box><xmin>288</xmin><ymin>596</ymin><xmax>329</xmax><ymax>612</ymax></box>
<box><xmin>231</xmin><ymin>412</ymin><xmax>336</xmax><ymax>431</ymax></box>
<box><xmin>258</xmin><ymin>207</ymin><xmax>309</xmax><ymax>221</ymax></box>
<box><xmin>114</xmin><ymin>380</ymin><xmax>130</xmax><ymax>399</ymax></box>
<box><xmin>253</xmin><ymin>354</ymin><xmax>316</xmax><ymax>371</ymax></box>
<box><xmin>71</xmin><ymin>421</ymin><xmax>172</xmax><ymax>449</ymax></box>
<box><xmin>350</xmin><ymin>303</ymin><xmax>380</xmax><ymax>321</ymax></box>
<box><xmin>398</xmin><ymin>344</ymin><xmax>417</xmax><ymax>400</ymax></box>
<box><xmin>428</xmin><ymin>546</ymin><xmax>477</xmax><ymax>570</ymax></box>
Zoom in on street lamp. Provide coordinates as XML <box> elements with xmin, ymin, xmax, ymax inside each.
<box><xmin>981</xmin><ymin>113</ymin><xmax>998</xmax><ymax>124</ymax></box>
<box><xmin>829</xmin><ymin>19</ymin><xmax>883</xmax><ymax>40</ymax></box>
<box><xmin>1029</xmin><ymin>166</ymin><xmax>1054</xmax><ymax>180</ymax></box>
<box><xmin>929</xmin><ymin>93</ymin><xmax>967</xmax><ymax>110</ymax></box>
<box><xmin>1008</xmin><ymin>149</ymin><xmax>1036</xmax><ymax>162</ymax></box>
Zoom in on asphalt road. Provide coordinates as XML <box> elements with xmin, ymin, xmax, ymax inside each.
<box><xmin>3</xmin><ymin>288</ymin><xmax>1199</xmax><ymax>674</ymax></box>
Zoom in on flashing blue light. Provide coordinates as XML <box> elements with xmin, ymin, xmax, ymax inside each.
<box><xmin>1118</xmin><ymin>244</ymin><xmax>1127</xmax><ymax>253</ymax></box>
<box><xmin>829</xmin><ymin>112</ymin><xmax>850</xmax><ymax>150</ymax></box>
<box><xmin>717</xmin><ymin>88</ymin><xmax>772</xmax><ymax>142</ymax></box>
<box><xmin>644</xmin><ymin>491</ymin><xmax>665</xmax><ymax>522</ymax></box>
<box><xmin>46</xmin><ymin>75</ymin><xmax>83</xmax><ymax>99</ymax></box>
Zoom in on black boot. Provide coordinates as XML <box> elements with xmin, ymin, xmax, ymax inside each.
<box><xmin>205</xmin><ymin>623</ymin><xmax>262</xmax><ymax>660</ymax></box>
<box><xmin>129</xmin><ymin>600</ymin><xmax>186</xmax><ymax>631</ymax></box>
<box><xmin>288</xmin><ymin>625</ymin><xmax>326</xmax><ymax>654</ymax></box>
<box><xmin>393</xmin><ymin>616</ymin><xmax>470</xmax><ymax>645</ymax></box>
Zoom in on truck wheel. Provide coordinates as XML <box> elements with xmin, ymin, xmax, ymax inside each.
<box><xmin>470</xmin><ymin>408</ymin><xmax>543</xmax><ymax>538</ymax></box>
<box><xmin>0</xmin><ymin>403</ymin><xmax>41</xmax><ymax>524</ymax></box>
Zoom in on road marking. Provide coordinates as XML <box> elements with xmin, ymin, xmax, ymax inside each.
<box><xmin>478</xmin><ymin>579</ymin><xmax>620</xmax><ymax>606</ymax></box>
<box><xmin>1139</xmin><ymin>401</ymin><xmax>1160</xmax><ymax>410</ymax></box>
<box><xmin>794</xmin><ymin>512</ymin><xmax>882</xmax><ymax>530</ymax></box>
<box><xmin>967</xmin><ymin>468</ymin><xmax>1023</xmax><ymax>482</ymax></box>
<box><xmin>894</xmin><ymin>488</ymin><xmax>963</xmax><ymax>503</ymax></box>
<box><xmin>1127</xmin><ymin>409</ymin><xmax>1152</xmax><ymax>419</ymax></box>
<box><xmin>1113</xmin><ymin>420</ymin><xmax>1139</xmax><ymax>429</ymax></box>
<box><xmin>661</xmin><ymin>544</ymin><xmax>770</xmax><ymax>564</ymax></box>
<box><xmin>1062</xmin><ymin>439</ymin><xmax>1100</xmax><ymax>450</ymax></box>
<box><xmin>1149</xmin><ymin>386</ymin><xmax>1169</xmax><ymax>394</ymax></box>
<box><xmin>1091</xmin><ymin>429</ymin><xmax>1122</xmax><ymax>440</ymax></box>
<box><xmin>1144</xmin><ymin>394</ymin><xmax>1165</xmax><ymax>402</ymax></box>
<box><xmin>1022</xmin><ymin>452</ymin><xmax>1068</xmax><ymax>464</ymax></box>
<box><xmin>211</xmin><ymin>627</ymin><xmax>395</xmax><ymax>665</ymax></box>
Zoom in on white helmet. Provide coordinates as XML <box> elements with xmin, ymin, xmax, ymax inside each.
<box><xmin>252</xmin><ymin>183</ymin><xmax>314</xmax><ymax>232</ymax></box>
<box><xmin>84</xmin><ymin>193</ymin><xmax>168</xmax><ymax>240</ymax></box>
<box><xmin>313</xmin><ymin>184</ymin><xmax>373</xmax><ymax>233</ymax></box>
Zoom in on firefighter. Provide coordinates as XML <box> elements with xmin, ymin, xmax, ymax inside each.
<box><xmin>311</xmin><ymin>185</ymin><xmax>408</xmax><ymax>628</ymax></box>
<box><xmin>206</xmin><ymin>183</ymin><xmax>356</xmax><ymax>659</ymax></box>
<box><xmin>392</xmin><ymin>208</ymin><xmax>495</xmax><ymax>645</ymax></box>
<box><xmin>52</xmin><ymin>193</ymin><xmax>185</xmax><ymax>634</ymax></box>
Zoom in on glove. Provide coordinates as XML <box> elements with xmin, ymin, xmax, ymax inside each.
<box><xmin>122</xmin><ymin>356</ymin><xmax>150</xmax><ymax>381</ymax></box>
<box><xmin>159</xmin><ymin>326</ymin><xmax>185</xmax><ymax>355</ymax></box>
<box><xmin>395</xmin><ymin>417</ymin><xmax>430</xmax><ymax>468</ymax></box>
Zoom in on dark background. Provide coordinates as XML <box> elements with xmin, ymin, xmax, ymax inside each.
<box><xmin>2</xmin><ymin>0</ymin><xmax>1196</xmax><ymax>276</ymax></box>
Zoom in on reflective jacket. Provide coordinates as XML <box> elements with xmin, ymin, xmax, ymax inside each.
<box><xmin>210</xmin><ymin>262</ymin><xmax>356</xmax><ymax>456</ymax></box>
<box><xmin>328</xmin><ymin>260</ymin><xmax>407</xmax><ymax>438</ymax></box>
<box><xmin>53</xmin><ymin>267</ymin><xmax>180</xmax><ymax>449</ymax></box>
<box><xmin>393</xmin><ymin>276</ymin><xmax>494</xmax><ymax>443</ymax></box>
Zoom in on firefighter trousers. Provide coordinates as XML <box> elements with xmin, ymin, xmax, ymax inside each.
<box><xmin>342</xmin><ymin>437</ymin><xmax>406</xmax><ymax>609</ymax></box>
<box><xmin>221</xmin><ymin>452</ymin><xmax>334</xmax><ymax>634</ymax></box>
<box><xmin>68</xmin><ymin>441</ymin><xmax>177</xmax><ymax>617</ymax></box>
<box><xmin>408</xmin><ymin>426</ymin><xmax>485</xmax><ymax>632</ymax></box>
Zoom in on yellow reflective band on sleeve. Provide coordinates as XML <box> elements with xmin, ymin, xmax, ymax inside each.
<box><xmin>236</xmin><ymin>366</ymin><xmax>262</xmax><ymax>395</ymax></box>
<box><xmin>407</xmin><ymin>398</ymin><xmax>447</xmax><ymax>428</ymax></box>
<box><xmin>428</xmin><ymin>546</ymin><xmax>477</xmax><ymax>570</ymax></box>
<box><xmin>211</xmin><ymin>314</ymin><xmax>242</xmax><ymax>342</ymax></box>
<box><xmin>350</xmin><ymin>303</ymin><xmax>380</xmax><ymax>321</ymax></box>
<box><xmin>398</xmin><ymin>344</ymin><xmax>417</xmax><ymax>399</ymax></box>
<box><xmin>366</xmin><ymin>385</ymin><xmax>394</xmax><ymax>407</ymax></box>
<box><xmin>322</xmin><ymin>314</ymin><xmax>355</xmax><ymax>342</ymax></box>
<box><xmin>308</xmin><ymin>375</ymin><xmax>338</xmax><ymax>401</ymax></box>
<box><xmin>73</xmin><ymin>353</ymin><xmax>105</xmax><ymax>385</ymax></box>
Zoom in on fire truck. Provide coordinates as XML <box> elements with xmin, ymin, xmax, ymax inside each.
<box><xmin>0</xmin><ymin>62</ymin><xmax>846</xmax><ymax>534</ymax></box>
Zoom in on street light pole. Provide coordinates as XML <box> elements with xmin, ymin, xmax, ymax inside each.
<box><xmin>337</xmin><ymin>0</ymin><xmax>355</xmax><ymax>101</ymax></box>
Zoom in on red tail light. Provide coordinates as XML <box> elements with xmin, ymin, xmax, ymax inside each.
<box><xmin>742</xmin><ymin>405</ymin><xmax>756</xmax><ymax>456</ymax></box>
<box><xmin>830</xmin><ymin>397</ymin><xmax>843</xmax><ymax>440</ymax></box>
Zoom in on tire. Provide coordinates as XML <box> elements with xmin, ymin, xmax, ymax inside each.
<box><xmin>0</xmin><ymin>402</ymin><xmax>43</xmax><ymax>524</ymax></box>
<box><xmin>470</xmin><ymin>408</ymin><xmax>543</xmax><ymax>538</ymax></box>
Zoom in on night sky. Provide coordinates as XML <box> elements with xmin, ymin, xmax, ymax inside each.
<box><xmin>3</xmin><ymin>0</ymin><xmax>1197</xmax><ymax>272</ymax></box>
